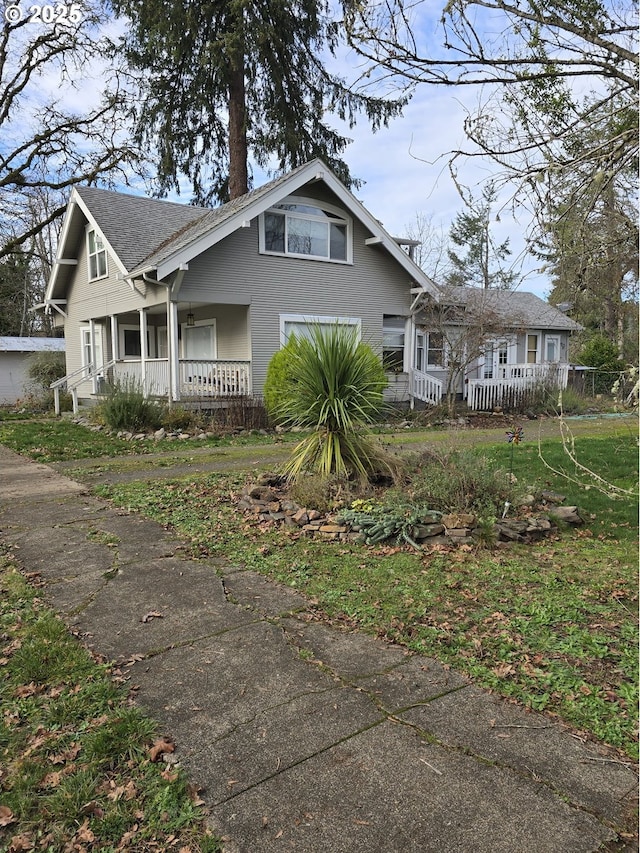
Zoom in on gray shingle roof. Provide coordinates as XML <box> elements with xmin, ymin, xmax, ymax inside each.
<box><xmin>76</xmin><ymin>164</ymin><xmax>313</xmax><ymax>274</ymax></box>
<box><xmin>441</xmin><ymin>287</ymin><xmax>582</xmax><ymax>331</ymax></box>
<box><xmin>75</xmin><ymin>186</ymin><xmax>209</xmax><ymax>272</ymax></box>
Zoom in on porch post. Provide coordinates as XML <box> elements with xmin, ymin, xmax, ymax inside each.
<box><xmin>110</xmin><ymin>315</ymin><xmax>119</xmax><ymax>361</ymax></box>
<box><xmin>168</xmin><ymin>299</ymin><xmax>180</xmax><ymax>402</ymax></box>
<box><xmin>139</xmin><ymin>308</ymin><xmax>148</xmax><ymax>397</ymax></box>
<box><xmin>89</xmin><ymin>319</ymin><xmax>98</xmax><ymax>394</ymax></box>
<box><xmin>407</xmin><ymin>316</ymin><xmax>415</xmax><ymax>410</ymax></box>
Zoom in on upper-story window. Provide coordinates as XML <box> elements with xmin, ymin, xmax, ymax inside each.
<box><xmin>261</xmin><ymin>199</ymin><xmax>350</xmax><ymax>262</ymax></box>
<box><xmin>87</xmin><ymin>228</ymin><xmax>107</xmax><ymax>280</ymax></box>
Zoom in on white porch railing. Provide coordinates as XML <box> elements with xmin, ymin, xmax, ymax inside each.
<box><xmin>51</xmin><ymin>360</ymin><xmax>116</xmax><ymax>415</ymax></box>
<box><xmin>468</xmin><ymin>363</ymin><xmax>569</xmax><ymax>411</ymax></box>
<box><xmin>112</xmin><ymin>359</ymin><xmax>251</xmax><ymax>399</ymax></box>
<box><xmin>409</xmin><ymin>368</ymin><xmax>443</xmax><ymax>406</ymax></box>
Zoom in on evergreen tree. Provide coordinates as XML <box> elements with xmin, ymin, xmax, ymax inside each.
<box><xmin>110</xmin><ymin>0</ymin><xmax>404</xmax><ymax>202</ymax></box>
<box><xmin>444</xmin><ymin>185</ymin><xmax>518</xmax><ymax>290</ymax></box>
<box><xmin>538</xmin><ymin>101</ymin><xmax>639</xmax><ymax>361</ymax></box>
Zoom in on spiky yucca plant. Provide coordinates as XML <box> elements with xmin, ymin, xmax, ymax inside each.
<box><xmin>273</xmin><ymin>323</ymin><xmax>395</xmax><ymax>482</ymax></box>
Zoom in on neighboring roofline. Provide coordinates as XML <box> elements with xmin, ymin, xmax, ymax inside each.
<box><xmin>127</xmin><ymin>159</ymin><xmax>440</xmax><ymax>300</ymax></box>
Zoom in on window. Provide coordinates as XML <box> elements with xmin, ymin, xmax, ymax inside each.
<box><xmin>80</xmin><ymin>325</ymin><xmax>103</xmax><ymax>375</ymax></box>
<box><xmin>527</xmin><ymin>334</ymin><xmax>539</xmax><ymax>364</ymax></box>
<box><xmin>183</xmin><ymin>321</ymin><xmax>216</xmax><ymax>360</ymax></box>
<box><xmin>426</xmin><ymin>332</ymin><xmax>444</xmax><ymax>367</ymax></box>
<box><xmin>119</xmin><ymin>325</ymin><xmax>156</xmax><ymax>359</ymax></box>
<box><xmin>262</xmin><ymin>199</ymin><xmax>350</xmax><ymax>262</ymax></box>
<box><xmin>545</xmin><ymin>335</ymin><xmax>560</xmax><ymax>362</ymax></box>
<box><xmin>87</xmin><ymin>229</ymin><xmax>107</xmax><ymax>280</ymax></box>
<box><xmin>383</xmin><ymin>316</ymin><xmax>405</xmax><ymax>372</ymax></box>
<box><xmin>280</xmin><ymin>314</ymin><xmax>360</xmax><ymax>347</ymax></box>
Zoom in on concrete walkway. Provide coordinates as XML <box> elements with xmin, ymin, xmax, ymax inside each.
<box><xmin>0</xmin><ymin>445</ymin><xmax>636</xmax><ymax>852</ymax></box>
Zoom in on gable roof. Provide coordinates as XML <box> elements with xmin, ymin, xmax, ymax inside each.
<box><xmin>74</xmin><ymin>187</ymin><xmax>208</xmax><ymax>272</ymax></box>
<box><xmin>46</xmin><ymin>159</ymin><xmax>441</xmax><ymax>303</ymax></box>
<box><xmin>433</xmin><ymin>286</ymin><xmax>582</xmax><ymax>331</ymax></box>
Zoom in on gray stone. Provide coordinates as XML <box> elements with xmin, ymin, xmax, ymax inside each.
<box><xmin>549</xmin><ymin>505</ymin><xmax>584</xmax><ymax>525</ymax></box>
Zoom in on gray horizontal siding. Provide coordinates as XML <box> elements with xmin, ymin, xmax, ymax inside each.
<box><xmin>180</xmin><ymin>193</ymin><xmax>415</xmax><ymax>396</ymax></box>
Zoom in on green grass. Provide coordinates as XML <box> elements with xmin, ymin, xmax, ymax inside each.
<box><xmin>0</xmin><ymin>549</ymin><xmax>219</xmax><ymax>852</ymax></box>
<box><xmin>0</xmin><ymin>418</ymin><xmax>295</xmax><ymax>463</ymax></box>
<box><xmin>93</xmin><ymin>430</ymin><xmax>638</xmax><ymax>758</ymax></box>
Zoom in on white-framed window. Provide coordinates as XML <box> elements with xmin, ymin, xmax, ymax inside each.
<box><xmin>545</xmin><ymin>335</ymin><xmax>560</xmax><ymax>362</ymax></box>
<box><xmin>87</xmin><ymin>228</ymin><xmax>107</xmax><ymax>280</ymax></box>
<box><xmin>527</xmin><ymin>333</ymin><xmax>539</xmax><ymax>364</ymax></box>
<box><xmin>261</xmin><ymin>197</ymin><xmax>351</xmax><ymax>263</ymax></box>
<box><xmin>280</xmin><ymin>314</ymin><xmax>360</xmax><ymax>347</ymax></box>
<box><xmin>182</xmin><ymin>319</ymin><xmax>217</xmax><ymax>360</ymax></box>
<box><xmin>383</xmin><ymin>315</ymin><xmax>405</xmax><ymax>372</ymax></box>
<box><xmin>426</xmin><ymin>332</ymin><xmax>444</xmax><ymax>367</ymax></box>
<box><xmin>80</xmin><ymin>325</ymin><xmax>103</xmax><ymax>375</ymax></box>
<box><xmin>119</xmin><ymin>325</ymin><xmax>156</xmax><ymax>359</ymax></box>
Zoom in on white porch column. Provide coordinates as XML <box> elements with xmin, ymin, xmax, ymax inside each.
<box><xmin>139</xmin><ymin>308</ymin><xmax>148</xmax><ymax>397</ymax></box>
<box><xmin>110</xmin><ymin>315</ymin><xmax>119</xmax><ymax>362</ymax></box>
<box><xmin>406</xmin><ymin>316</ymin><xmax>415</xmax><ymax>410</ymax></box>
<box><xmin>89</xmin><ymin>319</ymin><xmax>98</xmax><ymax>394</ymax></box>
<box><xmin>168</xmin><ymin>299</ymin><xmax>180</xmax><ymax>402</ymax></box>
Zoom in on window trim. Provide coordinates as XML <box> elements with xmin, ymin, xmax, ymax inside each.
<box><xmin>279</xmin><ymin>314</ymin><xmax>360</xmax><ymax>348</ymax></box>
<box><xmin>86</xmin><ymin>227</ymin><xmax>108</xmax><ymax>281</ymax></box>
<box><xmin>260</xmin><ymin>196</ymin><xmax>352</xmax><ymax>264</ymax></box>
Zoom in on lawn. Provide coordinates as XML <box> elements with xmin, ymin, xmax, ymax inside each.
<box><xmin>1</xmin><ymin>417</ymin><xmax>637</xmax><ymax>765</ymax></box>
<box><xmin>0</xmin><ymin>418</ymin><xmax>294</xmax><ymax>463</ymax></box>
<box><xmin>0</xmin><ymin>547</ymin><xmax>219</xmax><ymax>852</ymax></box>
<box><xmin>92</xmin><ymin>427</ymin><xmax>638</xmax><ymax>758</ymax></box>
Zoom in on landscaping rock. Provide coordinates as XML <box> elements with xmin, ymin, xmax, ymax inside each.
<box><xmin>412</xmin><ymin>523</ymin><xmax>445</xmax><ymax>540</ymax></box>
<box><xmin>442</xmin><ymin>512</ymin><xmax>476</xmax><ymax>529</ymax></box>
<box><xmin>541</xmin><ymin>491</ymin><xmax>566</xmax><ymax>504</ymax></box>
<box><xmin>549</xmin><ymin>506</ymin><xmax>583</xmax><ymax>525</ymax></box>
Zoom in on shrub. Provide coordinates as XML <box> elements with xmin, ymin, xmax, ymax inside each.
<box><xmin>273</xmin><ymin>324</ymin><xmax>396</xmax><ymax>483</ymax></box>
<box><xmin>263</xmin><ymin>337</ymin><xmax>300</xmax><ymax>423</ymax></box>
<box><xmin>580</xmin><ymin>334</ymin><xmax>623</xmax><ymax>372</ymax></box>
<box><xmin>396</xmin><ymin>447</ymin><xmax>523</xmax><ymax>516</ymax></box>
<box><xmin>289</xmin><ymin>474</ymin><xmax>360</xmax><ymax>514</ymax></box>
<box><xmin>161</xmin><ymin>405</ymin><xmax>197</xmax><ymax>432</ymax></box>
<box><xmin>27</xmin><ymin>350</ymin><xmax>66</xmax><ymax>389</ymax></box>
<box><xmin>97</xmin><ymin>378</ymin><xmax>165</xmax><ymax>431</ymax></box>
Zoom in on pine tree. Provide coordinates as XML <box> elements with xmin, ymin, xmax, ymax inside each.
<box><xmin>444</xmin><ymin>185</ymin><xmax>517</xmax><ymax>290</ymax></box>
<box><xmin>111</xmin><ymin>0</ymin><xmax>404</xmax><ymax>201</ymax></box>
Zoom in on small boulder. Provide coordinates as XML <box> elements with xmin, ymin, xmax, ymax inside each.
<box><xmin>549</xmin><ymin>506</ymin><xmax>583</xmax><ymax>525</ymax></box>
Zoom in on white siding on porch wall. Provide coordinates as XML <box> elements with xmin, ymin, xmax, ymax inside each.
<box><xmin>180</xmin><ymin>201</ymin><xmax>413</xmax><ymax>396</ymax></box>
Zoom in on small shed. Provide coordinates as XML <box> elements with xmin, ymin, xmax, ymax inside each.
<box><xmin>0</xmin><ymin>337</ymin><xmax>65</xmax><ymax>404</ymax></box>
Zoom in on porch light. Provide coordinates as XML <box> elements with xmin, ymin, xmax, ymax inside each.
<box><xmin>186</xmin><ymin>305</ymin><xmax>195</xmax><ymax>326</ymax></box>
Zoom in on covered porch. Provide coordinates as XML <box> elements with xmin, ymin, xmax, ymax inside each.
<box><xmin>55</xmin><ymin>300</ymin><xmax>252</xmax><ymax>414</ymax></box>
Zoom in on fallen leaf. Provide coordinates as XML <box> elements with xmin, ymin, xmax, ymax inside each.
<box><xmin>8</xmin><ymin>833</ymin><xmax>33</xmax><ymax>852</ymax></box>
<box><xmin>161</xmin><ymin>768</ymin><xmax>179</xmax><ymax>782</ymax></box>
<box><xmin>14</xmin><ymin>682</ymin><xmax>41</xmax><ymax>699</ymax></box>
<box><xmin>75</xmin><ymin>820</ymin><xmax>95</xmax><ymax>844</ymax></box>
<box><xmin>149</xmin><ymin>737</ymin><xmax>175</xmax><ymax>762</ymax></box>
<box><xmin>0</xmin><ymin>805</ymin><xmax>16</xmax><ymax>826</ymax></box>
<box><xmin>141</xmin><ymin>611</ymin><xmax>164</xmax><ymax>623</ymax></box>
